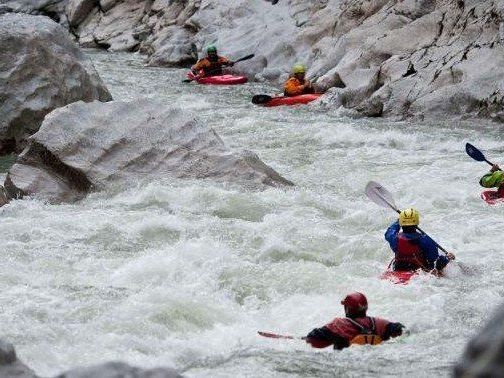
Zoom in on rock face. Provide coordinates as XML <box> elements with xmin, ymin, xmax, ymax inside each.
<box><xmin>0</xmin><ymin>13</ymin><xmax>112</xmax><ymax>155</ymax></box>
<box><xmin>65</xmin><ymin>0</ymin><xmax>504</xmax><ymax>121</ymax></box>
<box><xmin>0</xmin><ymin>339</ymin><xmax>36</xmax><ymax>378</ymax></box>
<box><xmin>4</xmin><ymin>99</ymin><xmax>293</xmax><ymax>203</ymax></box>
<box><xmin>0</xmin><ymin>0</ymin><xmax>68</xmax><ymax>25</ymax></box>
<box><xmin>56</xmin><ymin>361</ymin><xmax>183</xmax><ymax>378</ymax></box>
<box><xmin>454</xmin><ymin>304</ymin><xmax>504</xmax><ymax>377</ymax></box>
<box><xmin>0</xmin><ymin>338</ymin><xmax>182</xmax><ymax>377</ymax></box>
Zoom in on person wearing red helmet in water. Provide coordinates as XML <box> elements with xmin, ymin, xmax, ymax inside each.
<box><xmin>305</xmin><ymin>292</ymin><xmax>404</xmax><ymax>349</ymax></box>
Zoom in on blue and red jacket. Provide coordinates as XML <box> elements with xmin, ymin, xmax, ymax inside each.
<box><xmin>385</xmin><ymin>221</ymin><xmax>449</xmax><ymax>271</ymax></box>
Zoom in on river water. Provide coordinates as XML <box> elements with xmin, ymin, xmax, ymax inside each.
<box><xmin>1</xmin><ymin>51</ymin><xmax>503</xmax><ymax>377</ymax></box>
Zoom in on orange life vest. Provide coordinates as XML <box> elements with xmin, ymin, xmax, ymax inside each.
<box><xmin>347</xmin><ymin>317</ymin><xmax>383</xmax><ymax>346</ymax></box>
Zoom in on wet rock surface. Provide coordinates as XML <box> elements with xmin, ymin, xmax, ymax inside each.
<box><xmin>0</xmin><ymin>13</ymin><xmax>112</xmax><ymax>154</ymax></box>
<box><xmin>0</xmin><ymin>339</ymin><xmax>183</xmax><ymax>377</ymax></box>
<box><xmin>0</xmin><ymin>0</ymin><xmax>68</xmax><ymax>24</ymax></box>
<box><xmin>454</xmin><ymin>303</ymin><xmax>504</xmax><ymax>377</ymax></box>
<box><xmin>5</xmin><ymin>99</ymin><xmax>293</xmax><ymax>203</ymax></box>
<box><xmin>0</xmin><ymin>340</ymin><xmax>36</xmax><ymax>378</ymax></box>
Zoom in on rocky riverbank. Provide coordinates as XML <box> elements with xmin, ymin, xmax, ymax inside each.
<box><xmin>60</xmin><ymin>0</ymin><xmax>504</xmax><ymax>121</ymax></box>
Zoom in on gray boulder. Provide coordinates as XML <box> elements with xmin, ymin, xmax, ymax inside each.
<box><xmin>56</xmin><ymin>361</ymin><xmax>182</xmax><ymax>378</ymax></box>
<box><xmin>454</xmin><ymin>304</ymin><xmax>504</xmax><ymax>377</ymax></box>
<box><xmin>0</xmin><ymin>13</ymin><xmax>112</xmax><ymax>154</ymax></box>
<box><xmin>0</xmin><ymin>0</ymin><xmax>68</xmax><ymax>25</ymax></box>
<box><xmin>0</xmin><ymin>338</ymin><xmax>183</xmax><ymax>377</ymax></box>
<box><xmin>0</xmin><ymin>339</ymin><xmax>37</xmax><ymax>378</ymax></box>
<box><xmin>66</xmin><ymin>0</ymin><xmax>97</xmax><ymax>27</ymax></box>
<box><xmin>4</xmin><ymin>99</ymin><xmax>293</xmax><ymax>204</ymax></box>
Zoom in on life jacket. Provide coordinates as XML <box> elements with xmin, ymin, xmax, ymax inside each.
<box><xmin>197</xmin><ymin>57</ymin><xmax>226</xmax><ymax>76</ymax></box>
<box><xmin>346</xmin><ymin>317</ymin><xmax>383</xmax><ymax>346</ymax></box>
<box><xmin>395</xmin><ymin>233</ymin><xmax>427</xmax><ymax>271</ymax></box>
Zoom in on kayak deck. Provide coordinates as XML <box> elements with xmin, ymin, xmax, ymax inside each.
<box><xmin>263</xmin><ymin>93</ymin><xmax>322</xmax><ymax>107</ymax></box>
<box><xmin>187</xmin><ymin>72</ymin><xmax>248</xmax><ymax>85</ymax></box>
<box><xmin>481</xmin><ymin>190</ymin><xmax>504</xmax><ymax>205</ymax></box>
<box><xmin>380</xmin><ymin>270</ymin><xmax>419</xmax><ymax>284</ymax></box>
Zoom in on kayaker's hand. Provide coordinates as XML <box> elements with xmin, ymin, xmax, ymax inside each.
<box><xmin>431</xmin><ymin>268</ymin><xmax>442</xmax><ymax>277</ymax></box>
<box><xmin>446</xmin><ymin>252</ymin><xmax>455</xmax><ymax>260</ymax></box>
<box><xmin>228</xmin><ymin>61</ymin><xmax>235</xmax><ymax>67</ymax></box>
<box><xmin>491</xmin><ymin>164</ymin><xmax>501</xmax><ymax>172</ymax></box>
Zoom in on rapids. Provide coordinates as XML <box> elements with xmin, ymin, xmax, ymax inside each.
<box><xmin>0</xmin><ymin>51</ymin><xmax>503</xmax><ymax>377</ymax></box>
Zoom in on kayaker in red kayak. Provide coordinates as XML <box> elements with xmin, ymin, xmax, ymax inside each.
<box><xmin>479</xmin><ymin>164</ymin><xmax>504</xmax><ymax>197</ymax></box>
<box><xmin>191</xmin><ymin>45</ymin><xmax>234</xmax><ymax>77</ymax></box>
<box><xmin>305</xmin><ymin>292</ymin><xmax>404</xmax><ymax>349</ymax></box>
<box><xmin>385</xmin><ymin>208</ymin><xmax>455</xmax><ymax>274</ymax></box>
<box><xmin>284</xmin><ymin>64</ymin><xmax>314</xmax><ymax>97</ymax></box>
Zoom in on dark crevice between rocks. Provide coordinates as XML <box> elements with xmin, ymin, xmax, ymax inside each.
<box><xmin>403</xmin><ymin>62</ymin><xmax>417</xmax><ymax>77</ymax></box>
<box><xmin>6</xmin><ymin>142</ymin><xmax>93</xmax><ymax>201</ymax></box>
<box><xmin>0</xmin><ymin>139</ymin><xmax>17</xmax><ymax>157</ymax></box>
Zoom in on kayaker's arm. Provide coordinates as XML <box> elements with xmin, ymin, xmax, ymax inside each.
<box><xmin>418</xmin><ymin>235</ymin><xmax>452</xmax><ymax>270</ymax></box>
<box><xmin>305</xmin><ymin>326</ymin><xmax>350</xmax><ymax>350</ymax></box>
<box><xmin>384</xmin><ymin>221</ymin><xmax>400</xmax><ymax>253</ymax></box>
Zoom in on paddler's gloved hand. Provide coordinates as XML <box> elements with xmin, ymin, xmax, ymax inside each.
<box><xmin>491</xmin><ymin>164</ymin><xmax>501</xmax><ymax>172</ymax></box>
<box><xmin>384</xmin><ymin>322</ymin><xmax>404</xmax><ymax>339</ymax></box>
<box><xmin>228</xmin><ymin>61</ymin><xmax>235</xmax><ymax>67</ymax></box>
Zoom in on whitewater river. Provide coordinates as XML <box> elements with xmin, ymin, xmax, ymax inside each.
<box><xmin>1</xmin><ymin>51</ymin><xmax>503</xmax><ymax>377</ymax></box>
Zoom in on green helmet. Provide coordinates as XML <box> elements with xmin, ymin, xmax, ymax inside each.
<box><xmin>292</xmin><ymin>64</ymin><xmax>307</xmax><ymax>74</ymax></box>
<box><xmin>207</xmin><ymin>45</ymin><xmax>217</xmax><ymax>54</ymax></box>
<box><xmin>480</xmin><ymin>170</ymin><xmax>504</xmax><ymax>188</ymax></box>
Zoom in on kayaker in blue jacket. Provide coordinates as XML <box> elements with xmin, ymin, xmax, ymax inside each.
<box><xmin>385</xmin><ymin>208</ymin><xmax>455</xmax><ymax>273</ymax></box>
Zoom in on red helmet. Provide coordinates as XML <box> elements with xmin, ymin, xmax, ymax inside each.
<box><xmin>341</xmin><ymin>292</ymin><xmax>368</xmax><ymax>317</ymax></box>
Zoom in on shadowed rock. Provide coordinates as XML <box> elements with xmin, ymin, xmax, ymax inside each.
<box><xmin>454</xmin><ymin>303</ymin><xmax>504</xmax><ymax>377</ymax></box>
<box><xmin>0</xmin><ymin>340</ymin><xmax>36</xmax><ymax>378</ymax></box>
<box><xmin>0</xmin><ymin>13</ymin><xmax>112</xmax><ymax>154</ymax></box>
<box><xmin>0</xmin><ymin>338</ymin><xmax>183</xmax><ymax>377</ymax></box>
<box><xmin>4</xmin><ymin>99</ymin><xmax>294</xmax><ymax>204</ymax></box>
<box><xmin>56</xmin><ymin>361</ymin><xmax>183</xmax><ymax>378</ymax></box>
<box><xmin>0</xmin><ymin>0</ymin><xmax>68</xmax><ymax>24</ymax></box>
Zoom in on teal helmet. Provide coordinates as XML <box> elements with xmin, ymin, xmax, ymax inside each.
<box><xmin>206</xmin><ymin>45</ymin><xmax>217</xmax><ymax>54</ymax></box>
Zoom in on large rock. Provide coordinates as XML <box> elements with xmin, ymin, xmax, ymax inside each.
<box><xmin>0</xmin><ymin>0</ymin><xmax>68</xmax><ymax>25</ymax></box>
<box><xmin>454</xmin><ymin>304</ymin><xmax>504</xmax><ymax>377</ymax></box>
<box><xmin>0</xmin><ymin>13</ymin><xmax>112</xmax><ymax>154</ymax></box>
<box><xmin>0</xmin><ymin>339</ymin><xmax>36</xmax><ymax>378</ymax></box>
<box><xmin>0</xmin><ymin>338</ymin><xmax>183</xmax><ymax>377</ymax></box>
<box><xmin>4</xmin><ymin>100</ymin><xmax>293</xmax><ymax>203</ymax></box>
<box><xmin>64</xmin><ymin>0</ymin><xmax>504</xmax><ymax>121</ymax></box>
<box><xmin>56</xmin><ymin>361</ymin><xmax>182</xmax><ymax>378</ymax></box>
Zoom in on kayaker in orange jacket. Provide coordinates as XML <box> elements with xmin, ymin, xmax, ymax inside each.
<box><xmin>305</xmin><ymin>292</ymin><xmax>404</xmax><ymax>349</ymax></box>
<box><xmin>191</xmin><ymin>45</ymin><xmax>234</xmax><ymax>77</ymax></box>
<box><xmin>283</xmin><ymin>64</ymin><xmax>314</xmax><ymax>97</ymax></box>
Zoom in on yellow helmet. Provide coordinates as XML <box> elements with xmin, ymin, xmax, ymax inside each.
<box><xmin>399</xmin><ymin>208</ymin><xmax>420</xmax><ymax>226</ymax></box>
<box><xmin>292</xmin><ymin>64</ymin><xmax>306</xmax><ymax>74</ymax></box>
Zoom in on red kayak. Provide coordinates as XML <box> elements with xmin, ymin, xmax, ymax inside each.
<box><xmin>187</xmin><ymin>71</ymin><xmax>247</xmax><ymax>85</ymax></box>
<box><xmin>481</xmin><ymin>190</ymin><xmax>504</xmax><ymax>205</ymax></box>
<box><xmin>263</xmin><ymin>93</ymin><xmax>322</xmax><ymax>107</ymax></box>
<box><xmin>380</xmin><ymin>270</ymin><xmax>418</xmax><ymax>285</ymax></box>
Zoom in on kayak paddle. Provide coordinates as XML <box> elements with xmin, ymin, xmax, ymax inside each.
<box><xmin>182</xmin><ymin>54</ymin><xmax>255</xmax><ymax>83</ymax></box>
<box><xmin>258</xmin><ymin>331</ymin><xmax>305</xmax><ymax>340</ymax></box>
<box><xmin>465</xmin><ymin>143</ymin><xmax>495</xmax><ymax>166</ymax></box>
<box><xmin>365</xmin><ymin>181</ymin><xmax>451</xmax><ymax>256</ymax></box>
<box><xmin>251</xmin><ymin>94</ymin><xmax>272</xmax><ymax>104</ymax></box>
